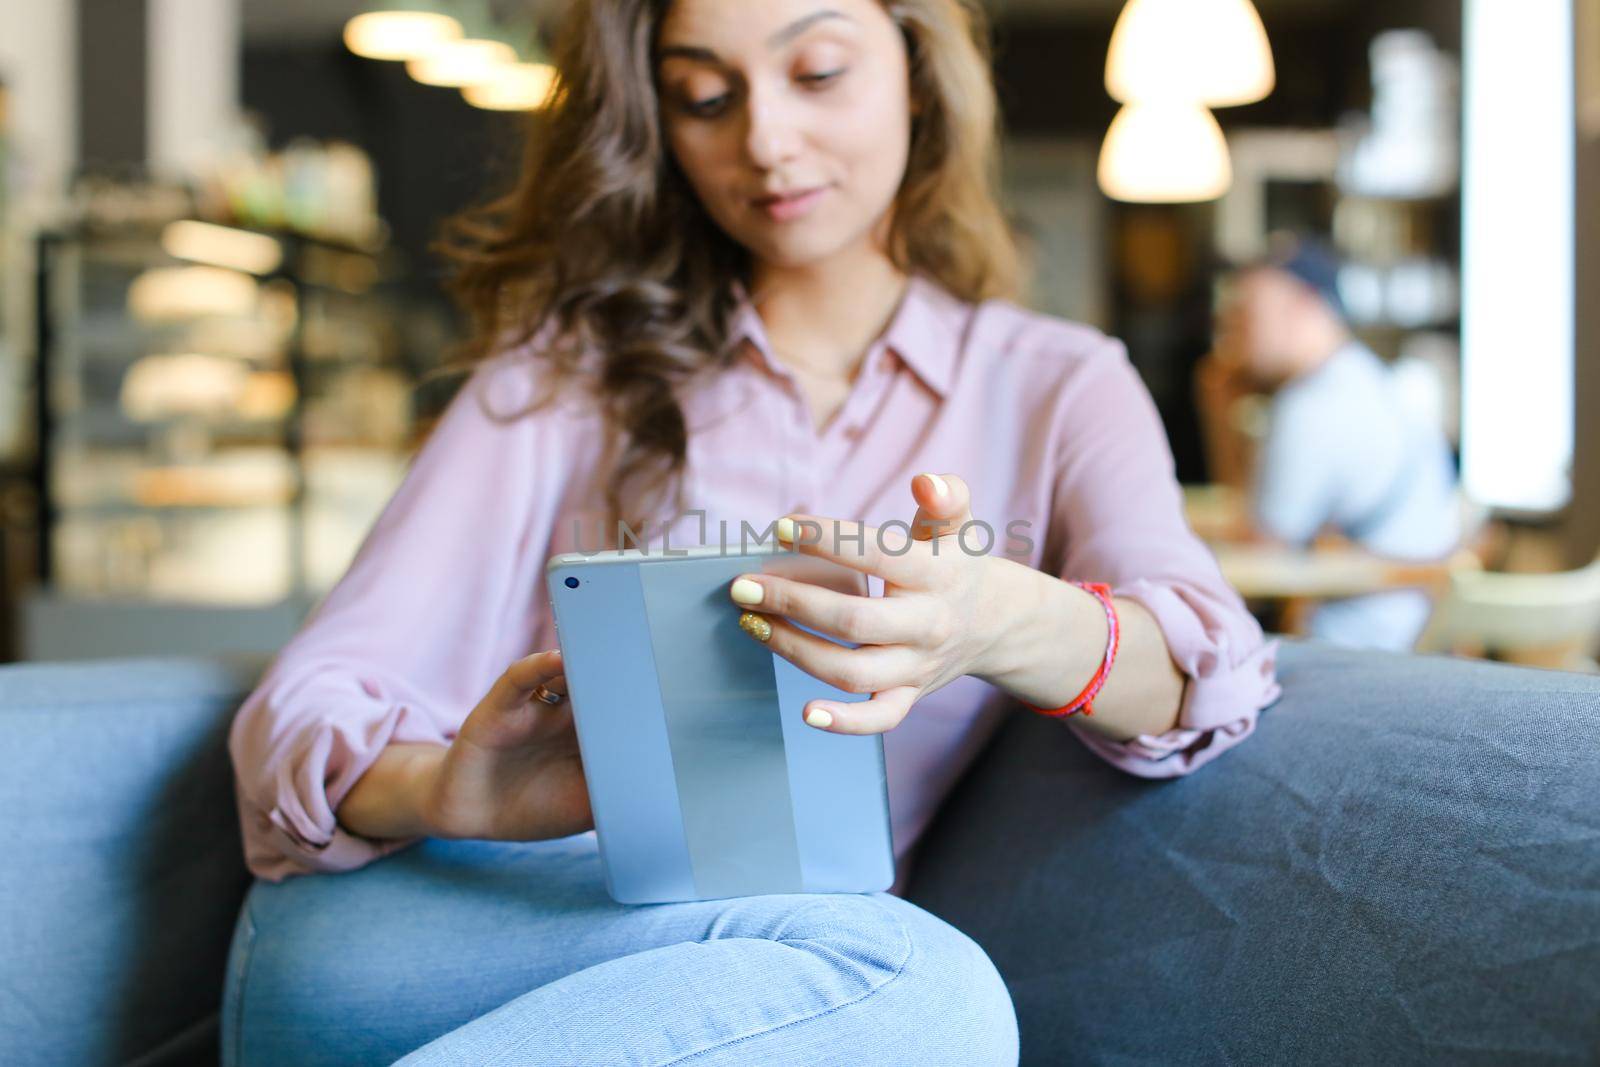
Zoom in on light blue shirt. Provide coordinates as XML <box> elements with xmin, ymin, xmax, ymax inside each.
<box><xmin>1253</xmin><ymin>341</ymin><xmax>1461</xmax><ymax>651</ymax></box>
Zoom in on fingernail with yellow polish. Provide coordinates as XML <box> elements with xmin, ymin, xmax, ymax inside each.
<box><xmin>804</xmin><ymin>705</ymin><xmax>834</xmax><ymax>729</ymax></box>
<box><xmin>730</xmin><ymin>577</ymin><xmax>764</xmax><ymax>605</ymax></box>
<box><xmin>776</xmin><ymin>517</ymin><xmax>796</xmax><ymax>543</ymax></box>
<box><xmin>738</xmin><ymin>611</ymin><xmax>772</xmax><ymax>642</ymax></box>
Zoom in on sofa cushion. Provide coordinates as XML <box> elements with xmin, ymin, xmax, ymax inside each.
<box><xmin>906</xmin><ymin>640</ymin><xmax>1600</xmax><ymax>1065</ymax></box>
<box><xmin>0</xmin><ymin>655</ymin><xmax>263</xmax><ymax>1067</ymax></box>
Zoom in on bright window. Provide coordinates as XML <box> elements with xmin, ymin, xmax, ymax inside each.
<box><xmin>1461</xmin><ymin>0</ymin><xmax>1576</xmax><ymax>514</ymax></box>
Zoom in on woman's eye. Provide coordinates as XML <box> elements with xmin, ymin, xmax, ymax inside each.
<box><xmin>799</xmin><ymin>69</ymin><xmax>845</xmax><ymax>87</ymax></box>
<box><xmin>684</xmin><ymin>93</ymin><xmax>731</xmax><ymax>118</ymax></box>
<box><xmin>674</xmin><ymin>68</ymin><xmax>842</xmax><ymax>117</ymax></box>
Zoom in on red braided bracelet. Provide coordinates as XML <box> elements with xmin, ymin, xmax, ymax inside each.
<box><xmin>1021</xmin><ymin>581</ymin><xmax>1119</xmax><ymax>718</ymax></box>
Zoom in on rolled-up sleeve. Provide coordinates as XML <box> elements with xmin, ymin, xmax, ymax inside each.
<box><xmin>228</xmin><ymin>344</ymin><xmax>573</xmax><ymax>880</ymax></box>
<box><xmin>1050</xmin><ymin>339</ymin><xmax>1282</xmax><ymax>778</ymax></box>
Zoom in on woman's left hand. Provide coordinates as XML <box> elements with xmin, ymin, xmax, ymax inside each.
<box><xmin>727</xmin><ymin>472</ymin><xmax>1017</xmax><ymax>735</ymax></box>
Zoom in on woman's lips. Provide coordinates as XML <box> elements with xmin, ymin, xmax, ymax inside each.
<box><xmin>754</xmin><ymin>186</ymin><xmax>828</xmax><ymax>222</ymax></box>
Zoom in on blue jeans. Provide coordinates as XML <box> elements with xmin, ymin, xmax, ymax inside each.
<box><xmin>221</xmin><ymin>832</ymin><xmax>1018</xmax><ymax>1065</ymax></box>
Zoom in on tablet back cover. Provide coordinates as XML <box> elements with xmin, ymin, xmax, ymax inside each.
<box><xmin>547</xmin><ymin>549</ymin><xmax>895</xmax><ymax>903</ymax></box>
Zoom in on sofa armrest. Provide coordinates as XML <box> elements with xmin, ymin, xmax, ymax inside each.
<box><xmin>906</xmin><ymin>640</ymin><xmax>1600</xmax><ymax>1064</ymax></box>
<box><xmin>0</xmin><ymin>655</ymin><xmax>266</xmax><ymax>1067</ymax></box>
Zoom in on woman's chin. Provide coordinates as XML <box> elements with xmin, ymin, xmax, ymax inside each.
<box><xmin>741</xmin><ymin>230</ymin><xmax>865</xmax><ymax>274</ymax></box>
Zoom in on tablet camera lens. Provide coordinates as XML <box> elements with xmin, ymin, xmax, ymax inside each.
<box><xmin>565</xmin><ymin>576</ymin><xmax>580</xmax><ymax>589</ymax></box>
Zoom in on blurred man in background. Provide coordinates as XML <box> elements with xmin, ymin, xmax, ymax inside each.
<box><xmin>1205</xmin><ymin>237</ymin><xmax>1462</xmax><ymax>651</ymax></box>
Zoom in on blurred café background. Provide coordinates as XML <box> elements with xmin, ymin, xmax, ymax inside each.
<box><xmin>0</xmin><ymin>0</ymin><xmax>1595</xmax><ymax>669</ymax></box>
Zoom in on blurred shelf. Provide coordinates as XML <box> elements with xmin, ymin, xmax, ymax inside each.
<box><xmin>52</xmin><ymin>407</ymin><xmax>293</xmax><ymax>433</ymax></box>
<box><xmin>34</xmin><ymin>221</ymin><xmax>423</xmax><ymax>605</ymax></box>
<box><xmin>60</xmin><ymin>500</ymin><xmax>296</xmax><ymax>516</ymax></box>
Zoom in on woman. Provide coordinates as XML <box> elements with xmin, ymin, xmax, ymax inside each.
<box><xmin>225</xmin><ymin>0</ymin><xmax>1281</xmax><ymax>1063</ymax></box>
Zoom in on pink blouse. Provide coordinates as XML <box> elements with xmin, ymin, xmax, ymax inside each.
<box><xmin>228</xmin><ymin>272</ymin><xmax>1282</xmax><ymax>894</ymax></box>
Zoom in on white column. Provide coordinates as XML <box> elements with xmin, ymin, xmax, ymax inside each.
<box><xmin>0</xmin><ymin>0</ymin><xmax>78</xmax><ymax>458</ymax></box>
<box><xmin>147</xmin><ymin>0</ymin><xmax>240</xmax><ymax>183</ymax></box>
<box><xmin>0</xmin><ymin>0</ymin><xmax>78</xmax><ymax>217</ymax></box>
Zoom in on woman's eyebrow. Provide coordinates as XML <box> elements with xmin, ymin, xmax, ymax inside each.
<box><xmin>658</xmin><ymin>9</ymin><xmax>852</xmax><ymax>64</ymax></box>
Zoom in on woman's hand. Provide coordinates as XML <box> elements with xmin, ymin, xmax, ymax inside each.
<box><xmin>728</xmin><ymin>472</ymin><xmax>1019</xmax><ymax>735</ymax></box>
<box><xmin>422</xmin><ymin>650</ymin><xmax>594</xmax><ymax>842</ymax></box>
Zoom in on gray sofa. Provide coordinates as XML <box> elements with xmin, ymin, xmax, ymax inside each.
<box><xmin>2</xmin><ymin>640</ymin><xmax>1597</xmax><ymax>1066</ymax></box>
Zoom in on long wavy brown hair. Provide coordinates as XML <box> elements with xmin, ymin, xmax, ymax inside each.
<box><xmin>433</xmin><ymin>0</ymin><xmax>1023</xmax><ymax>537</ymax></box>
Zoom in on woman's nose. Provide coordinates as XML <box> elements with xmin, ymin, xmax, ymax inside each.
<box><xmin>742</xmin><ymin>88</ymin><xmax>803</xmax><ymax>172</ymax></box>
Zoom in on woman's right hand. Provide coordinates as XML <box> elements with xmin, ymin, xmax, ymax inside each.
<box><xmin>423</xmin><ymin>649</ymin><xmax>594</xmax><ymax>842</ymax></box>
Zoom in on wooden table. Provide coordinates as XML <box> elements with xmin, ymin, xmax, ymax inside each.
<box><xmin>1182</xmin><ymin>484</ymin><xmax>1466</xmax><ymax>636</ymax></box>
<box><xmin>1208</xmin><ymin>544</ymin><xmax>1456</xmax><ymax>601</ymax></box>
<box><xmin>1182</xmin><ymin>484</ymin><xmax>1250</xmax><ymax>544</ymax></box>
<box><xmin>1184</xmin><ymin>484</ymin><xmax>1459</xmax><ymax>599</ymax></box>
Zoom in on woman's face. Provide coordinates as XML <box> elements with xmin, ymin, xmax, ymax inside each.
<box><xmin>656</xmin><ymin>0</ymin><xmax>914</xmax><ymax>273</ymax></box>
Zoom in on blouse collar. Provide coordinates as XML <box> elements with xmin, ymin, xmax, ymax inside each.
<box><xmin>720</xmin><ymin>271</ymin><xmax>962</xmax><ymax>398</ymax></box>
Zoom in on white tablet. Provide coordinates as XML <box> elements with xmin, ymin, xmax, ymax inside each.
<box><xmin>545</xmin><ymin>543</ymin><xmax>896</xmax><ymax>904</ymax></box>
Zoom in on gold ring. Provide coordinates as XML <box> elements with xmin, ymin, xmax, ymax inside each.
<box><xmin>531</xmin><ymin>683</ymin><xmax>566</xmax><ymax>705</ymax></box>
<box><xmin>738</xmin><ymin>612</ymin><xmax>773</xmax><ymax>642</ymax></box>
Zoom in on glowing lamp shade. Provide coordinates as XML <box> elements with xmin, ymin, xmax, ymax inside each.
<box><xmin>1097</xmin><ymin>101</ymin><xmax>1233</xmax><ymax>203</ymax></box>
<box><xmin>344</xmin><ymin>10</ymin><xmax>462</xmax><ymax>62</ymax></box>
<box><xmin>128</xmin><ymin>266</ymin><xmax>259</xmax><ymax>322</ymax></box>
<box><xmin>462</xmin><ymin>62</ymin><xmax>559</xmax><ymax>111</ymax></box>
<box><xmin>1105</xmin><ymin>0</ymin><xmax>1274</xmax><ymax>107</ymax></box>
<box><xmin>407</xmin><ymin>38</ymin><xmax>517</xmax><ymax>87</ymax></box>
<box><xmin>161</xmin><ymin>220</ymin><xmax>283</xmax><ymax>276</ymax></box>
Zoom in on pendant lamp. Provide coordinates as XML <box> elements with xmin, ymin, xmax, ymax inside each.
<box><xmin>462</xmin><ymin>62</ymin><xmax>559</xmax><ymax>111</ymax></box>
<box><xmin>1096</xmin><ymin>100</ymin><xmax>1233</xmax><ymax>203</ymax></box>
<box><xmin>344</xmin><ymin>1</ymin><xmax>462</xmax><ymax>62</ymax></box>
<box><xmin>1105</xmin><ymin>0</ymin><xmax>1275</xmax><ymax>107</ymax></box>
<box><xmin>406</xmin><ymin>0</ymin><xmax>519</xmax><ymax>88</ymax></box>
